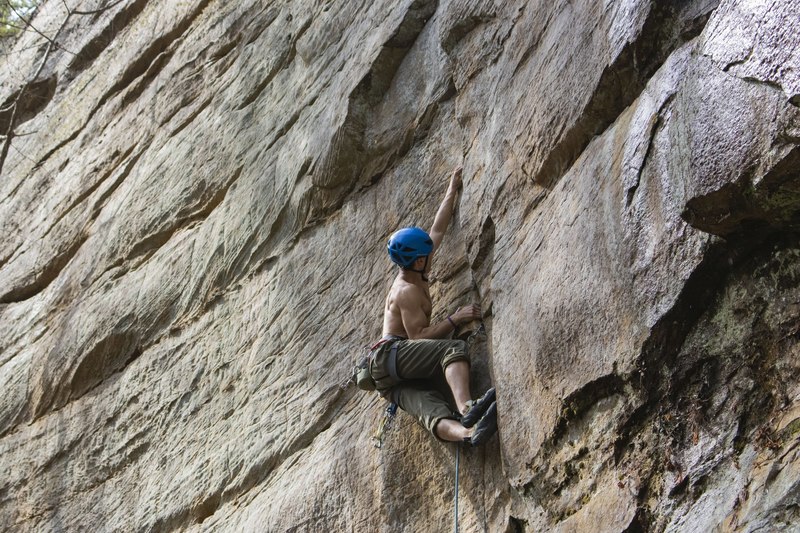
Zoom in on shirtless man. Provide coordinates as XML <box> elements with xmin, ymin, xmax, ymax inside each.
<box><xmin>369</xmin><ymin>167</ymin><xmax>498</xmax><ymax>445</ymax></box>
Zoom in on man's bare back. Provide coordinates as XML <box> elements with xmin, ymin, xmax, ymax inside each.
<box><xmin>382</xmin><ymin>275</ymin><xmax>432</xmax><ymax>338</ymax></box>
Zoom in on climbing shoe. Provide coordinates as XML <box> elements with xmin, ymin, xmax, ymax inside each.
<box><xmin>467</xmin><ymin>401</ymin><xmax>497</xmax><ymax>447</ymax></box>
<box><xmin>460</xmin><ymin>387</ymin><xmax>496</xmax><ymax>428</ymax></box>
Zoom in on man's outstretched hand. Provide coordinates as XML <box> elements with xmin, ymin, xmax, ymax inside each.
<box><xmin>450</xmin><ymin>166</ymin><xmax>463</xmax><ymax>190</ymax></box>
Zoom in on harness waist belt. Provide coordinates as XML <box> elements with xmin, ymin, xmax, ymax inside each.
<box><xmin>387</xmin><ymin>343</ymin><xmax>400</xmax><ymax>381</ymax></box>
<box><xmin>369</xmin><ymin>335</ymin><xmax>405</xmax><ymax>383</ymax></box>
<box><xmin>370</xmin><ymin>334</ymin><xmax>405</xmax><ymax>350</ymax></box>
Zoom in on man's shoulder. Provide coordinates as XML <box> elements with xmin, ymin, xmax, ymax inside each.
<box><xmin>393</xmin><ymin>279</ymin><xmax>426</xmax><ymax>303</ymax></box>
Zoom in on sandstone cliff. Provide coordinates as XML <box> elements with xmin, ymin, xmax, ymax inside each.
<box><xmin>1</xmin><ymin>0</ymin><xmax>799</xmax><ymax>531</ymax></box>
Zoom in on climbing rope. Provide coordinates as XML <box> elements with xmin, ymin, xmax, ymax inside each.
<box><xmin>454</xmin><ymin>444</ymin><xmax>460</xmax><ymax>533</ymax></box>
<box><xmin>452</xmin><ymin>321</ymin><xmax>484</xmax><ymax>531</ymax></box>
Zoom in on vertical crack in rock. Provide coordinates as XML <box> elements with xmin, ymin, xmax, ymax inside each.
<box><xmin>625</xmin><ymin>93</ymin><xmax>677</xmax><ymax>207</ymax></box>
<box><xmin>468</xmin><ymin>214</ymin><xmax>496</xmax><ymax>309</ymax></box>
<box><xmin>532</xmin><ymin>0</ymin><xmax>719</xmax><ymax>188</ymax></box>
<box><xmin>470</xmin><ymin>215</ymin><xmax>495</xmax><ymax>272</ymax></box>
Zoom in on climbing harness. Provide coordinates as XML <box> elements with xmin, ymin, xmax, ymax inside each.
<box><xmin>342</xmin><ymin>336</ymin><xmax>404</xmax><ymax>447</ymax></box>
<box><xmin>372</xmin><ymin>402</ymin><xmax>398</xmax><ymax>448</ymax></box>
<box><xmin>342</xmin><ymin>336</ymin><xmax>402</xmax><ymax>391</ymax></box>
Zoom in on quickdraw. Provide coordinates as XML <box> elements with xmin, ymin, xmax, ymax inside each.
<box><xmin>465</xmin><ymin>322</ymin><xmax>487</xmax><ymax>346</ymax></box>
<box><xmin>340</xmin><ymin>344</ymin><xmax>371</xmax><ymax>390</ymax></box>
<box><xmin>372</xmin><ymin>402</ymin><xmax>398</xmax><ymax>448</ymax></box>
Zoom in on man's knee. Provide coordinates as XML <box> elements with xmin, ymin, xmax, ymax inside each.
<box><xmin>441</xmin><ymin>339</ymin><xmax>470</xmax><ymax>370</ymax></box>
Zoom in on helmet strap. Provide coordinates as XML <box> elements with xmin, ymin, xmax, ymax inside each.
<box><xmin>407</xmin><ymin>256</ymin><xmax>429</xmax><ymax>282</ymax></box>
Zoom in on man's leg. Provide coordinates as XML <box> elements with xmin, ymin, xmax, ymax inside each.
<box><xmin>433</xmin><ymin>407</ymin><xmax>498</xmax><ymax>444</ymax></box>
<box><xmin>394</xmin><ymin>339</ymin><xmax>472</xmax><ymax>413</ymax></box>
<box><xmin>394</xmin><ymin>385</ymin><xmax>498</xmax><ymax>445</ymax></box>
<box><xmin>394</xmin><ymin>386</ymin><xmax>462</xmax><ymax>441</ymax></box>
<box><xmin>434</xmin><ymin>418</ymin><xmax>471</xmax><ymax>442</ymax></box>
<box><xmin>444</xmin><ymin>361</ymin><xmax>471</xmax><ymax>415</ymax></box>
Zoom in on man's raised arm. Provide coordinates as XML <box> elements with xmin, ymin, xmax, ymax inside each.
<box><xmin>428</xmin><ymin>167</ymin><xmax>462</xmax><ymax>252</ymax></box>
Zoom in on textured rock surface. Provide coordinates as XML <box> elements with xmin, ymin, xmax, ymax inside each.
<box><xmin>1</xmin><ymin>0</ymin><xmax>799</xmax><ymax>531</ymax></box>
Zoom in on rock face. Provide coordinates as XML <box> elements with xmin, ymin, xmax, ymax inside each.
<box><xmin>1</xmin><ymin>0</ymin><xmax>798</xmax><ymax>531</ymax></box>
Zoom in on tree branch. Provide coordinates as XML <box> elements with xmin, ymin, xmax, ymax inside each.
<box><xmin>7</xmin><ymin>1</ymin><xmax>76</xmax><ymax>55</ymax></box>
<box><xmin>0</xmin><ymin>0</ymin><xmax>127</xmax><ymax>174</ymax></box>
<box><xmin>72</xmin><ymin>0</ymin><xmax>126</xmax><ymax>16</ymax></box>
<box><xmin>0</xmin><ymin>10</ymin><xmax>70</xmax><ymax>175</ymax></box>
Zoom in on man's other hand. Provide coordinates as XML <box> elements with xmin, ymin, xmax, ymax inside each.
<box><xmin>452</xmin><ymin>304</ymin><xmax>481</xmax><ymax>324</ymax></box>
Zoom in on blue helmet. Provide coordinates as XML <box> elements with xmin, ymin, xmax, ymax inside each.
<box><xmin>387</xmin><ymin>227</ymin><xmax>433</xmax><ymax>268</ymax></box>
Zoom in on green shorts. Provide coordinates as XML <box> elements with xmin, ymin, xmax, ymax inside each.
<box><xmin>370</xmin><ymin>338</ymin><xmax>470</xmax><ymax>438</ymax></box>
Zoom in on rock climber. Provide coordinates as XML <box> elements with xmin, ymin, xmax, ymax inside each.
<box><xmin>369</xmin><ymin>167</ymin><xmax>498</xmax><ymax>445</ymax></box>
